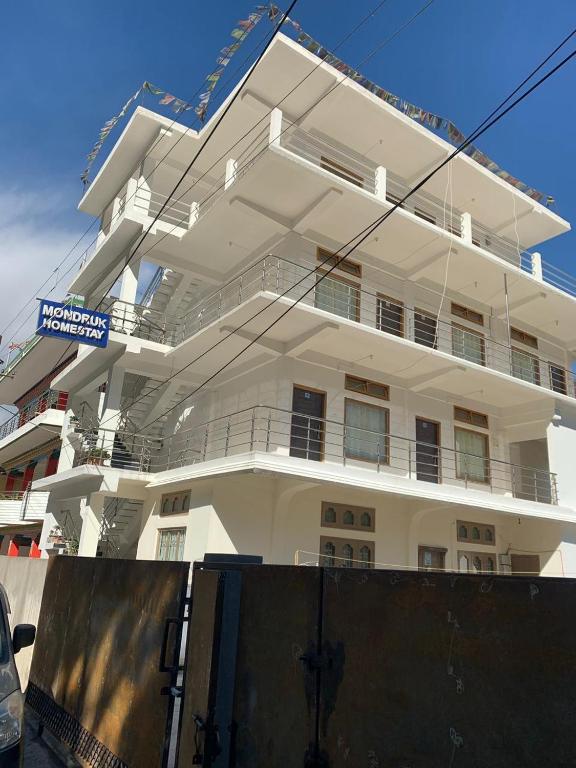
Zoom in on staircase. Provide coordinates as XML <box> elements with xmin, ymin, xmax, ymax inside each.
<box><xmin>97</xmin><ymin>497</ymin><xmax>143</xmax><ymax>558</ymax></box>
<box><xmin>141</xmin><ymin>266</ymin><xmax>204</xmax><ymax>344</ymax></box>
<box><xmin>120</xmin><ymin>373</ymin><xmax>188</xmax><ymax>442</ymax></box>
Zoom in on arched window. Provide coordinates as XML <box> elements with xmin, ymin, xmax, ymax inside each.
<box><xmin>323</xmin><ymin>541</ymin><xmax>335</xmax><ymax>567</ymax></box>
<box><xmin>473</xmin><ymin>556</ymin><xmax>482</xmax><ymax>573</ymax></box>
<box><xmin>324</xmin><ymin>506</ymin><xmax>336</xmax><ymax>524</ymax></box>
<box><xmin>472</xmin><ymin>526</ymin><xmax>480</xmax><ymax>540</ymax></box>
<box><xmin>459</xmin><ymin>554</ymin><xmax>469</xmax><ymax>573</ymax></box>
<box><xmin>162</xmin><ymin>498</ymin><xmax>170</xmax><ymax>514</ymax></box>
<box><xmin>343</xmin><ymin>510</ymin><xmax>354</xmax><ymax>525</ymax></box>
<box><xmin>181</xmin><ymin>494</ymin><xmax>190</xmax><ymax>512</ymax></box>
<box><xmin>171</xmin><ymin>497</ymin><xmax>178</xmax><ymax>513</ymax></box>
<box><xmin>342</xmin><ymin>544</ymin><xmax>354</xmax><ymax>567</ymax></box>
<box><xmin>458</xmin><ymin>525</ymin><xmax>468</xmax><ymax>540</ymax></box>
<box><xmin>361</xmin><ymin>512</ymin><xmax>372</xmax><ymax>528</ymax></box>
<box><xmin>484</xmin><ymin>528</ymin><xmax>493</xmax><ymax>543</ymax></box>
<box><xmin>486</xmin><ymin>558</ymin><xmax>494</xmax><ymax>572</ymax></box>
<box><xmin>360</xmin><ymin>545</ymin><xmax>371</xmax><ymax>568</ymax></box>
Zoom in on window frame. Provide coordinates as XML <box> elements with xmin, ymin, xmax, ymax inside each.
<box><xmin>319</xmin><ymin>535</ymin><xmax>375</xmax><ymax>568</ymax></box>
<box><xmin>156</xmin><ymin>527</ymin><xmax>187</xmax><ymax>562</ymax></box>
<box><xmin>454</xmin><ymin>406</ymin><xmax>489</xmax><ymax>429</ymax></box>
<box><xmin>317</xmin><ymin>247</ymin><xmax>362</xmax><ymax>278</ymax></box>
<box><xmin>511</xmin><ymin>346</ymin><xmax>541</xmax><ymax>386</ymax></box>
<box><xmin>321</xmin><ymin>501</ymin><xmax>376</xmax><ymax>532</ymax></box>
<box><xmin>511</xmin><ymin>327</ymin><xmax>538</xmax><ymax>349</ymax></box>
<box><xmin>160</xmin><ymin>491</ymin><xmax>191</xmax><ymax>516</ymax></box>
<box><xmin>454</xmin><ymin>427</ymin><xmax>490</xmax><ymax>485</ymax></box>
<box><xmin>319</xmin><ymin>156</ymin><xmax>364</xmax><ymax>188</ymax></box>
<box><xmin>457</xmin><ymin>520</ymin><xmax>496</xmax><ymax>545</ymax></box>
<box><xmin>414</xmin><ymin>308</ymin><xmax>438</xmax><ymax>349</ymax></box>
<box><xmin>315</xmin><ymin>270</ymin><xmax>361</xmax><ymax>322</ymax></box>
<box><xmin>451</xmin><ymin>302</ymin><xmax>484</xmax><ymax>327</ymax></box>
<box><xmin>376</xmin><ymin>293</ymin><xmax>405</xmax><ymax>338</ymax></box>
<box><xmin>549</xmin><ymin>363</ymin><xmax>568</xmax><ymax>395</ymax></box>
<box><xmin>451</xmin><ymin>322</ymin><xmax>486</xmax><ymax>367</ymax></box>
<box><xmin>458</xmin><ymin>550</ymin><xmax>497</xmax><ymax>574</ymax></box>
<box><xmin>344</xmin><ymin>398</ymin><xmax>390</xmax><ymax>465</ymax></box>
<box><xmin>344</xmin><ymin>374</ymin><xmax>389</xmax><ymax>401</ymax></box>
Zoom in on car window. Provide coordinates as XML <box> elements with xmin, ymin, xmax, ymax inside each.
<box><xmin>0</xmin><ymin>608</ymin><xmax>9</xmax><ymax>664</ymax></box>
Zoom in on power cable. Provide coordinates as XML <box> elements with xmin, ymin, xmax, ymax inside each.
<box><xmin>137</xmin><ymin>41</ymin><xmax>576</xmax><ymax>432</ymax></box>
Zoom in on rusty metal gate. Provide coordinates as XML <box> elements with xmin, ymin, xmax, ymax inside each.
<box><xmin>176</xmin><ymin>562</ymin><xmax>576</xmax><ymax>768</ymax></box>
<box><xmin>27</xmin><ymin>556</ymin><xmax>189</xmax><ymax>768</ymax></box>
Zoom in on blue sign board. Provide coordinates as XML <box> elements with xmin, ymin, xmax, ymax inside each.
<box><xmin>37</xmin><ymin>299</ymin><xmax>110</xmax><ymax>348</ymax></box>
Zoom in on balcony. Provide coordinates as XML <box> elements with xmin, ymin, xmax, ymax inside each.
<box><xmin>102</xmin><ymin>257</ymin><xmax>576</xmax><ymax>402</ymax></box>
<box><xmin>0</xmin><ymin>390</ymin><xmax>68</xmax><ymax>441</ymax></box>
<box><xmin>0</xmin><ymin>491</ymin><xmax>49</xmax><ymax>525</ymax></box>
<box><xmin>72</xmin><ymin>406</ymin><xmax>558</xmax><ymax>506</ymax></box>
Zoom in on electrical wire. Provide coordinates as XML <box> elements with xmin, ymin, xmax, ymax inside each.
<box><xmin>135</xmin><ymin>42</ymin><xmax>576</xmax><ymax>433</ymax></box>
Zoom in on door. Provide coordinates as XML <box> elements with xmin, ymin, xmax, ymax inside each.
<box><xmin>290</xmin><ymin>386</ymin><xmax>326</xmax><ymax>461</ymax></box>
<box><xmin>511</xmin><ymin>554</ymin><xmax>540</xmax><ymax>575</ymax></box>
<box><xmin>418</xmin><ymin>545</ymin><xmax>446</xmax><ymax>571</ymax></box>
<box><xmin>415</xmin><ymin>418</ymin><xmax>440</xmax><ymax>483</ymax></box>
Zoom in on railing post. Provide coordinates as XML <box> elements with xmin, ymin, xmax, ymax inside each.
<box><xmin>188</xmin><ymin>201</ymin><xmax>199</xmax><ymax>230</ymax></box>
<box><xmin>531</xmin><ymin>252</ymin><xmax>543</xmax><ymax>281</ymax></box>
<box><xmin>376</xmin><ymin>440</ymin><xmax>381</xmax><ymax>472</ymax></box>
<box><xmin>342</xmin><ymin>424</ymin><xmax>347</xmax><ymax>466</ymax></box>
<box><xmin>375</xmin><ymin>166</ymin><xmax>387</xmax><ymax>202</ymax></box>
<box><xmin>225</xmin><ymin>421</ymin><xmax>230</xmax><ymax>456</ymax></box>
<box><xmin>408</xmin><ymin>443</ymin><xmax>412</xmax><ymax>478</ymax></box>
<box><xmin>238</xmin><ymin>275</ymin><xmax>243</xmax><ymax>304</ymax></box>
<box><xmin>203</xmin><ymin>425</ymin><xmax>209</xmax><ymax>461</ymax></box>
<box><xmin>269</xmin><ymin>107</ymin><xmax>283</xmax><ymax>147</ymax></box>
<box><xmin>461</xmin><ymin>212</ymin><xmax>472</xmax><ymax>244</ymax></box>
<box><xmin>250</xmin><ymin>410</ymin><xmax>256</xmax><ymax>451</ymax></box>
<box><xmin>266</xmin><ymin>411</ymin><xmax>271</xmax><ymax>452</ymax></box>
<box><xmin>225</xmin><ymin>158</ymin><xmax>237</xmax><ymax>190</ymax></box>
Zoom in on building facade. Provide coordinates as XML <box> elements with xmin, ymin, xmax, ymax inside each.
<box><xmin>22</xmin><ymin>34</ymin><xmax>576</xmax><ymax>575</ymax></box>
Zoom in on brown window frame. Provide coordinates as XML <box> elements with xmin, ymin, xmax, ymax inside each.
<box><xmin>376</xmin><ymin>293</ymin><xmax>404</xmax><ymax>338</ymax></box>
<box><xmin>315</xmin><ymin>270</ymin><xmax>361</xmax><ymax>322</ymax></box>
<box><xmin>452</xmin><ymin>322</ymin><xmax>486</xmax><ymax>367</ymax></box>
<box><xmin>414</xmin><ymin>308</ymin><xmax>438</xmax><ymax>349</ymax></box>
<box><xmin>418</xmin><ymin>545</ymin><xmax>447</xmax><ymax>571</ymax></box>
<box><xmin>549</xmin><ymin>363</ymin><xmax>568</xmax><ymax>395</ymax></box>
<box><xmin>511</xmin><ymin>347</ymin><xmax>541</xmax><ymax>386</ymax></box>
<box><xmin>344</xmin><ymin>374</ymin><xmax>389</xmax><ymax>401</ymax></box>
<box><xmin>457</xmin><ymin>520</ymin><xmax>496</xmax><ymax>545</ymax></box>
<box><xmin>320</xmin><ymin>156</ymin><xmax>364</xmax><ymax>189</ymax></box>
<box><xmin>454</xmin><ymin>427</ymin><xmax>490</xmax><ymax>485</ymax></box>
<box><xmin>451</xmin><ymin>302</ymin><xmax>484</xmax><ymax>327</ymax></box>
<box><xmin>317</xmin><ymin>247</ymin><xmax>362</xmax><ymax>278</ymax></box>
<box><xmin>160</xmin><ymin>491</ymin><xmax>191</xmax><ymax>515</ymax></box>
<box><xmin>458</xmin><ymin>550</ymin><xmax>497</xmax><ymax>574</ymax></box>
<box><xmin>511</xmin><ymin>327</ymin><xmax>538</xmax><ymax>349</ymax></box>
<box><xmin>321</xmin><ymin>501</ymin><xmax>376</xmax><ymax>532</ymax></box>
<box><xmin>344</xmin><ymin>398</ymin><xmax>390</xmax><ymax>465</ymax></box>
<box><xmin>156</xmin><ymin>527</ymin><xmax>187</xmax><ymax>562</ymax></box>
<box><xmin>414</xmin><ymin>207</ymin><xmax>436</xmax><ymax>226</ymax></box>
<box><xmin>453</xmin><ymin>406</ymin><xmax>489</xmax><ymax>429</ymax></box>
<box><xmin>320</xmin><ymin>535</ymin><xmax>375</xmax><ymax>568</ymax></box>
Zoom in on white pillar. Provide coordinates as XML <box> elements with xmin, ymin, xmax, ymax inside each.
<box><xmin>531</xmin><ymin>252</ymin><xmax>543</xmax><ymax>281</ymax></box>
<box><xmin>269</xmin><ymin>107</ymin><xmax>283</xmax><ymax>147</ymax></box>
<box><xmin>188</xmin><ymin>201</ymin><xmax>199</xmax><ymax>229</ymax></box>
<box><xmin>225</xmin><ymin>159</ymin><xmax>237</xmax><ymax>190</ymax></box>
<box><xmin>461</xmin><ymin>212</ymin><xmax>473</xmax><ymax>244</ymax></box>
<box><xmin>98</xmin><ymin>366</ymin><xmax>126</xmax><ymax>461</ymax></box>
<box><xmin>116</xmin><ymin>260</ymin><xmax>140</xmax><ymax>334</ymax></box>
<box><xmin>375</xmin><ymin>166</ymin><xmax>387</xmax><ymax>202</ymax></box>
<box><xmin>78</xmin><ymin>495</ymin><xmax>103</xmax><ymax>557</ymax></box>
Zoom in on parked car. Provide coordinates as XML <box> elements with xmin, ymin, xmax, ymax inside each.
<box><xmin>0</xmin><ymin>585</ymin><xmax>36</xmax><ymax>766</ymax></box>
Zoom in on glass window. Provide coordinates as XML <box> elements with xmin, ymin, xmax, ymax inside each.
<box><xmin>344</xmin><ymin>400</ymin><xmax>389</xmax><ymax>463</ymax></box>
<box><xmin>512</xmin><ymin>348</ymin><xmax>540</xmax><ymax>385</ymax></box>
<box><xmin>171</xmin><ymin>497</ymin><xmax>178</xmax><ymax>513</ymax></box>
<box><xmin>452</xmin><ymin>324</ymin><xmax>485</xmax><ymax>366</ymax></box>
<box><xmin>459</xmin><ymin>525</ymin><xmax>468</xmax><ymax>540</ymax></box>
<box><xmin>323</xmin><ymin>541</ymin><xmax>336</xmax><ymax>567</ymax></box>
<box><xmin>342</xmin><ymin>544</ymin><xmax>354</xmax><ymax>568</ymax></box>
<box><xmin>162</xmin><ymin>498</ymin><xmax>169</xmax><ymax>514</ymax></box>
<box><xmin>324</xmin><ymin>506</ymin><xmax>336</xmax><ymax>524</ymax></box>
<box><xmin>343</xmin><ymin>510</ymin><xmax>354</xmax><ymax>525</ymax></box>
<box><xmin>361</xmin><ymin>512</ymin><xmax>372</xmax><ymax>527</ymax></box>
<box><xmin>414</xmin><ymin>310</ymin><xmax>438</xmax><ymax>349</ymax></box>
<box><xmin>550</xmin><ymin>364</ymin><xmax>568</xmax><ymax>395</ymax></box>
<box><xmin>181</xmin><ymin>494</ymin><xmax>190</xmax><ymax>512</ymax></box>
<box><xmin>157</xmin><ymin>528</ymin><xmax>186</xmax><ymax>562</ymax></box>
<box><xmin>455</xmin><ymin>429</ymin><xmax>489</xmax><ymax>483</ymax></box>
<box><xmin>377</xmin><ymin>296</ymin><xmax>403</xmax><ymax>337</ymax></box>
<box><xmin>472</xmin><ymin>526</ymin><xmax>480</xmax><ymax>540</ymax></box>
<box><xmin>359</xmin><ymin>546</ymin><xmax>371</xmax><ymax>568</ymax></box>
<box><xmin>485</xmin><ymin>528</ymin><xmax>493</xmax><ymax>543</ymax></box>
<box><xmin>473</xmin><ymin>556</ymin><xmax>482</xmax><ymax>573</ymax></box>
<box><xmin>315</xmin><ymin>274</ymin><xmax>359</xmax><ymax>321</ymax></box>
<box><xmin>486</xmin><ymin>558</ymin><xmax>494</xmax><ymax>572</ymax></box>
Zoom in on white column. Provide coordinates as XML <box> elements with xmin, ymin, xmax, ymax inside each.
<box><xmin>225</xmin><ymin>159</ymin><xmax>237</xmax><ymax>190</ymax></box>
<box><xmin>375</xmin><ymin>166</ymin><xmax>387</xmax><ymax>202</ymax></box>
<box><xmin>531</xmin><ymin>252</ymin><xmax>543</xmax><ymax>281</ymax></box>
<box><xmin>78</xmin><ymin>495</ymin><xmax>103</xmax><ymax>557</ymax></box>
<box><xmin>116</xmin><ymin>260</ymin><xmax>140</xmax><ymax>334</ymax></box>
<box><xmin>98</xmin><ymin>365</ymin><xmax>126</xmax><ymax>461</ymax></box>
<box><xmin>269</xmin><ymin>107</ymin><xmax>283</xmax><ymax>147</ymax></box>
<box><xmin>461</xmin><ymin>212</ymin><xmax>473</xmax><ymax>244</ymax></box>
<box><xmin>188</xmin><ymin>201</ymin><xmax>199</xmax><ymax>229</ymax></box>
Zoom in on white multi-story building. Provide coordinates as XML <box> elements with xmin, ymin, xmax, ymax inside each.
<box><xmin>27</xmin><ymin>33</ymin><xmax>576</xmax><ymax>575</ymax></box>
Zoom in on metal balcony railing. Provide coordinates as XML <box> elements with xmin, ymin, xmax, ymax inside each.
<box><xmin>73</xmin><ymin>406</ymin><xmax>558</xmax><ymax>505</ymax></box>
<box><xmin>0</xmin><ymin>389</ymin><xmax>68</xmax><ymax>441</ymax></box>
<box><xmin>99</xmin><ymin>297</ymin><xmax>180</xmax><ymax>345</ymax></box>
<box><xmin>174</xmin><ymin>256</ymin><xmax>576</xmax><ymax>398</ymax></box>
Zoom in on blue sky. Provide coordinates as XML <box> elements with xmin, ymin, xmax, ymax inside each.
<box><xmin>0</xmin><ymin>0</ymin><xmax>575</xmax><ymax>341</ymax></box>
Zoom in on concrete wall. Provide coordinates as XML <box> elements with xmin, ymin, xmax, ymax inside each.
<box><xmin>0</xmin><ymin>555</ymin><xmax>48</xmax><ymax>689</ymax></box>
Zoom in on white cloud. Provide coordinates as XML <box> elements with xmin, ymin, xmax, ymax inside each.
<box><xmin>0</xmin><ymin>187</ymin><xmax>85</xmax><ymax>350</ymax></box>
